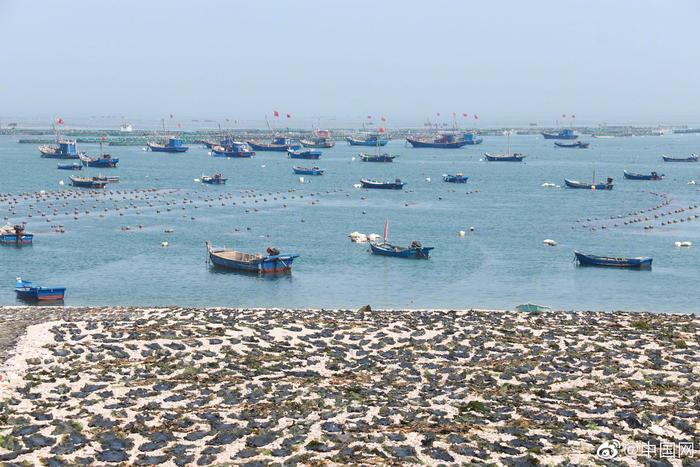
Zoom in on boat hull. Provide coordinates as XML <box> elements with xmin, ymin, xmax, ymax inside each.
<box><xmin>359</xmin><ymin>153</ymin><xmax>396</xmax><ymax>162</ymax></box>
<box><xmin>484</xmin><ymin>153</ymin><xmax>525</xmax><ymax>162</ymax></box>
<box><xmin>207</xmin><ymin>244</ymin><xmax>299</xmax><ymax>274</ymax></box>
<box><xmin>623</xmin><ymin>171</ymin><xmax>663</xmax><ymax>180</ymax></box>
<box><xmin>300</xmin><ymin>139</ymin><xmax>335</xmax><ymax>148</ymax></box>
<box><xmin>69</xmin><ymin>177</ymin><xmax>107</xmax><ymax>188</ymax></box>
<box><xmin>370</xmin><ymin>242</ymin><xmax>434</xmax><ymax>258</ymax></box>
<box><xmin>554</xmin><ymin>142</ymin><xmax>589</xmax><ymax>148</ymax></box>
<box><xmin>288</xmin><ymin>150</ymin><xmax>321</xmax><ymax>160</ymax></box>
<box><xmin>542</xmin><ymin>132</ymin><xmax>578</xmax><ymax>140</ymax></box>
<box><xmin>148</xmin><ymin>143</ymin><xmax>189</xmax><ymax>153</ymax></box>
<box><xmin>292</xmin><ymin>167</ymin><xmax>324</xmax><ymax>175</ymax></box>
<box><xmin>574</xmin><ymin>251</ymin><xmax>652</xmax><ymax>269</ymax></box>
<box><xmin>662</xmin><ymin>156</ymin><xmax>699</xmax><ymax>162</ymax></box>
<box><xmin>57</xmin><ymin>164</ymin><xmax>82</xmax><ymax>170</ymax></box>
<box><xmin>443</xmin><ymin>175</ymin><xmax>468</xmax><ymax>183</ymax></box>
<box><xmin>212</xmin><ymin>150</ymin><xmax>254</xmax><ymax>158</ymax></box>
<box><xmin>406</xmin><ymin>138</ymin><xmax>475</xmax><ymax>148</ymax></box>
<box><xmin>564</xmin><ymin>179</ymin><xmax>613</xmax><ymax>190</ymax></box>
<box><xmin>40</xmin><ymin>151</ymin><xmax>80</xmax><ymax>160</ymax></box>
<box><xmin>347</xmin><ymin>137</ymin><xmax>388</xmax><ymax>146</ymax></box>
<box><xmin>16</xmin><ymin>287</ymin><xmax>66</xmax><ymax>301</ymax></box>
<box><xmin>360</xmin><ymin>179</ymin><xmax>405</xmax><ymax>189</ymax></box>
<box><xmin>85</xmin><ymin>159</ymin><xmax>119</xmax><ymax>168</ymax></box>
<box><xmin>0</xmin><ymin>234</ymin><xmax>33</xmax><ymax>245</ymax></box>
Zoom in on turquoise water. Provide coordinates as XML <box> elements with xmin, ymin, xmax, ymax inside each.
<box><xmin>1</xmin><ymin>134</ymin><xmax>699</xmax><ymax>312</ymax></box>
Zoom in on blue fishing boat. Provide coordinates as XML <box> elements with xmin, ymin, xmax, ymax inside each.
<box><xmin>57</xmin><ymin>163</ymin><xmax>82</xmax><ymax>171</ymax></box>
<box><xmin>359</xmin><ymin>153</ymin><xmax>397</xmax><ymax>162</ymax></box>
<box><xmin>80</xmin><ymin>153</ymin><xmax>119</xmax><ymax>168</ymax></box>
<box><xmin>211</xmin><ymin>141</ymin><xmax>255</xmax><ymax>158</ymax></box>
<box><xmin>406</xmin><ymin>132</ymin><xmax>482</xmax><ymax>148</ymax></box>
<box><xmin>554</xmin><ymin>141</ymin><xmax>589</xmax><ymax>148</ymax></box>
<box><xmin>69</xmin><ymin>176</ymin><xmax>108</xmax><ymax>189</ymax></box>
<box><xmin>564</xmin><ymin>175</ymin><xmax>613</xmax><ymax>190</ymax></box>
<box><xmin>360</xmin><ymin>178</ymin><xmax>405</xmax><ymax>189</ymax></box>
<box><xmin>0</xmin><ymin>225</ymin><xmax>33</xmax><ymax>245</ymax></box>
<box><xmin>206</xmin><ymin>242</ymin><xmax>299</xmax><ymax>274</ymax></box>
<box><xmin>94</xmin><ymin>175</ymin><xmax>120</xmax><ymax>183</ymax></box>
<box><xmin>288</xmin><ymin>149</ymin><xmax>321</xmax><ymax>160</ymax></box>
<box><xmin>346</xmin><ymin>134</ymin><xmax>389</xmax><ymax>146</ymax></box>
<box><xmin>574</xmin><ymin>251</ymin><xmax>652</xmax><ymax>269</ymax></box>
<box><xmin>623</xmin><ymin>171</ymin><xmax>664</xmax><ymax>181</ymax></box>
<box><xmin>368</xmin><ymin>221</ymin><xmax>433</xmax><ymax>258</ymax></box>
<box><xmin>542</xmin><ymin>129</ymin><xmax>578</xmax><ymax>140</ymax></box>
<box><xmin>443</xmin><ymin>173</ymin><xmax>468</xmax><ymax>183</ymax></box>
<box><xmin>248</xmin><ymin>136</ymin><xmax>301</xmax><ymax>152</ymax></box>
<box><xmin>201</xmin><ymin>173</ymin><xmax>227</xmax><ymax>185</ymax></box>
<box><xmin>147</xmin><ymin>137</ymin><xmax>189</xmax><ymax>153</ymax></box>
<box><xmin>15</xmin><ymin>278</ymin><xmax>66</xmax><ymax>301</ymax></box>
<box><xmin>662</xmin><ymin>154</ymin><xmax>699</xmax><ymax>162</ymax></box>
<box><xmin>301</xmin><ymin>130</ymin><xmax>335</xmax><ymax>148</ymax></box>
<box><xmin>484</xmin><ymin>152</ymin><xmax>525</xmax><ymax>162</ymax></box>
<box><xmin>39</xmin><ymin>140</ymin><xmax>82</xmax><ymax>159</ymax></box>
<box><xmin>292</xmin><ymin>166</ymin><xmax>325</xmax><ymax>175</ymax></box>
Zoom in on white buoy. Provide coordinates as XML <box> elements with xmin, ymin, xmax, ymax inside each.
<box><xmin>161</xmin><ymin>241</ymin><xmax>169</xmax><ymax>247</ymax></box>
<box><xmin>299</xmin><ymin>177</ymin><xmax>305</xmax><ymax>183</ymax></box>
<box><xmin>676</xmin><ymin>241</ymin><xmax>692</xmax><ymax>247</ymax></box>
<box><xmin>470</xmin><ymin>226</ymin><xmax>475</xmax><ymax>232</ymax></box>
<box><xmin>425</xmin><ymin>177</ymin><xmax>431</xmax><ymax>182</ymax></box>
<box><xmin>541</xmin><ymin>182</ymin><xmax>558</xmax><ymax>188</ymax></box>
<box><xmin>353</xmin><ymin>183</ymin><xmax>362</xmax><ymax>188</ymax></box>
<box><xmin>351</xmin><ymin>157</ymin><xmax>356</xmax><ymax>161</ymax></box>
<box><xmin>58</xmin><ymin>180</ymin><xmax>64</xmax><ymax>186</ymax></box>
<box><xmin>543</xmin><ymin>239</ymin><xmax>557</xmax><ymax>246</ymax></box>
<box><xmin>261</xmin><ymin>164</ymin><xmax>266</xmax><ymax>168</ymax></box>
<box><xmin>458</xmin><ymin>230</ymin><xmax>466</xmax><ymax>237</ymax></box>
<box><xmin>194</xmin><ymin>178</ymin><xmax>200</xmax><ymax>182</ymax></box>
<box><xmin>688</xmin><ymin>180</ymin><xmax>696</xmax><ymax>185</ymax></box>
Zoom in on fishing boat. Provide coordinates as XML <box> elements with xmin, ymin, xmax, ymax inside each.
<box><xmin>292</xmin><ymin>166</ymin><xmax>325</xmax><ymax>175</ymax></box>
<box><xmin>288</xmin><ymin>149</ymin><xmax>321</xmax><ymax>160</ymax></box>
<box><xmin>564</xmin><ymin>177</ymin><xmax>613</xmax><ymax>190</ymax></box>
<box><xmin>406</xmin><ymin>132</ymin><xmax>481</xmax><ymax>148</ymax></box>
<box><xmin>15</xmin><ymin>278</ymin><xmax>66</xmax><ymax>301</ymax></box>
<box><xmin>554</xmin><ymin>141</ymin><xmax>589</xmax><ymax>148</ymax></box>
<box><xmin>206</xmin><ymin>241</ymin><xmax>299</xmax><ymax>274</ymax></box>
<box><xmin>201</xmin><ymin>173</ymin><xmax>227</xmax><ymax>185</ymax></box>
<box><xmin>80</xmin><ymin>153</ymin><xmax>119</xmax><ymax>168</ymax></box>
<box><xmin>57</xmin><ymin>163</ymin><xmax>82</xmax><ymax>171</ymax></box>
<box><xmin>369</xmin><ymin>220</ymin><xmax>434</xmax><ymax>258</ymax></box>
<box><xmin>300</xmin><ymin>130</ymin><xmax>335</xmax><ymax>148</ymax></box>
<box><xmin>69</xmin><ymin>176</ymin><xmax>108</xmax><ymax>189</ymax></box>
<box><xmin>360</xmin><ymin>178</ymin><xmax>405</xmax><ymax>189</ymax></box>
<box><xmin>211</xmin><ymin>141</ymin><xmax>255</xmax><ymax>158</ymax></box>
<box><xmin>39</xmin><ymin>140</ymin><xmax>82</xmax><ymax>159</ymax></box>
<box><xmin>443</xmin><ymin>173</ymin><xmax>468</xmax><ymax>183</ymax></box>
<box><xmin>574</xmin><ymin>251</ymin><xmax>652</xmax><ymax>269</ymax></box>
<box><xmin>542</xmin><ymin>129</ymin><xmax>578</xmax><ymax>140</ymax></box>
<box><xmin>359</xmin><ymin>153</ymin><xmax>397</xmax><ymax>162</ymax></box>
<box><xmin>346</xmin><ymin>134</ymin><xmax>388</xmax><ymax>146</ymax></box>
<box><xmin>623</xmin><ymin>171</ymin><xmax>664</xmax><ymax>181</ymax></box>
<box><xmin>662</xmin><ymin>154</ymin><xmax>699</xmax><ymax>162</ymax></box>
<box><xmin>484</xmin><ymin>152</ymin><xmax>525</xmax><ymax>162</ymax></box>
<box><xmin>147</xmin><ymin>137</ymin><xmax>189</xmax><ymax>153</ymax></box>
<box><xmin>248</xmin><ymin>136</ymin><xmax>301</xmax><ymax>152</ymax></box>
<box><xmin>0</xmin><ymin>224</ymin><xmax>33</xmax><ymax>245</ymax></box>
<box><xmin>93</xmin><ymin>175</ymin><xmax>120</xmax><ymax>183</ymax></box>
<box><xmin>515</xmin><ymin>303</ymin><xmax>551</xmax><ymax>312</ymax></box>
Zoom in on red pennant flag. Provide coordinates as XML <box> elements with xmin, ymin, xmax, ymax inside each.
<box><xmin>462</xmin><ymin>113</ymin><xmax>468</xmax><ymax>118</ymax></box>
<box><xmin>384</xmin><ymin>219</ymin><xmax>389</xmax><ymax>242</ymax></box>
<box><xmin>378</xmin><ymin>127</ymin><xmax>386</xmax><ymax>133</ymax></box>
<box><xmin>367</xmin><ymin>115</ymin><xmax>372</xmax><ymax>120</ymax></box>
<box><xmin>286</xmin><ymin>113</ymin><xmax>291</xmax><ymax>118</ymax></box>
<box><xmin>55</xmin><ymin>118</ymin><xmax>65</xmax><ymax>125</ymax></box>
<box><xmin>101</xmin><ymin>135</ymin><xmax>107</xmax><ymax>141</ymax></box>
<box><xmin>273</xmin><ymin>111</ymin><xmax>280</xmax><ymax>117</ymax></box>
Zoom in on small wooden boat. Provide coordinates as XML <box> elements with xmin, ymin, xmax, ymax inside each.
<box><xmin>206</xmin><ymin>241</ymin><xmax>299</xmax><ymax>274</ymax></box>
<box><xmin>564</xmin><ymin>177</ymin><xmax>613</xmax><ymax>190</ymax></box>
<box><xmin>57</xmin><ymin>163</ymin><xmax>82</xmax><ymax>171</ymax></box>
<box><xmin>346</xmin><ymin>134</ymin><xmax>388</xmax><ymax>146</ymax></box>
<box><xmin>662</xmin><ymin>154</ymin><xmax>699</xmax><ymax>162</ymax></box>
<box><xmin>406</xmin><ymin>132</ymin><xmax>481</xmax><ymax>148</ymax></box>
<box><xmin>623</xmin><ymin>170</ymin><xmax>664</xmax><ymax>180</ymax></box>
<box><xmin>370</xmin><ymin>241</ymin><xmax>434</xmax><ymax>258</ymax></box>
<box><xmin>574</xmin><ymin>251</ymin><xmax>652</xmax><ymax>269</ymax></box>
<box><xmin>201</xmin><ymin>173</ymin><xmax>227</xmax><ymax>185</ymax></box>
<box><xmin>39</xmin><ymin>140</ymin><xmax>82</xmax><ymax>159</ymax></box>
<box><xmin>147</xmin><ymin>137</ymin><xmax>189</xmax><ymax>153</ymax></box>
<box><xmin>359</xmin><ymin>153</ymin><xmax>397</xmax><ymax>162</ymax></box>
<box><xmin>0</xmin><ymin>224</ymin><xmax>33</xmax><ymax>245</ymax></box>
<box><xmin>554</xmin><ymin>141</ymin><xmax>589</xmax><ymax>148</ymax></box>
<box><xmin>15</xmin><ymin>278</ymin><xmax>66</xmax><ymax>301</ymax></box>
<box><xmin>69</xmin><ymin>176</ymin><xmax>108</xmax><ymax>189</ymax></box>
<box><xmin>292</xmin><ymin>166</ymin><xmax>325</xmax><ymax>175</ymax></box>
<box><xmin>211</xmin><ymin>141</ymin><xmax>255</xmax><ymax>158</ymax></box>
<box><xmin>360</xmin><ymin>178</ymin><xmax>405</xmax><ymax>189</ymax></box>
<box><xmin>515</xmin><ymin>303</ymin><xmax>551</xmax><ymax>312</ymax></box>
<box><xmin>542</xmin><ymin>129</ymin><xmax>578</xmax><ymax>140</ymax></box>
<box><xmin>443</xmin><ymin>173</ymin><xmax>468</xmax><ymax>183</ymax></box>
<box><xmin>484</xmin><ymin>152</ymin><xmax>525</xmax><ymax>162</ymax></box>
<box><xmin>288</xmin><ymin>149</ymin><xmax>321</xmax><ymax>160</ymax></box>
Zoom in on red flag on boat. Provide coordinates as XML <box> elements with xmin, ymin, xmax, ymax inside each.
<box><xmin>383</xmin><ymin>219</ymin><xmax>388</xmax><ymax>242</ymax></box>
<box><xmin>273</xmin><ymin>111</ymin><xmax>280</xmax><ymax>117</ymax></box>
<box><xmin>286</xmin><ymin>113</ymin><xmax>291</xmax><ymax>118</ymax></box>
<box><xmin>101</xmin><ymin>135</ymin><xmax>107</xmax><ymax>141</ymax></box>
<box><xmin>378</xmin><ymin>127</ymin><xmax>386</xmax><ymax>133</ymax></box>
<box><xmin>55</xmin><ymin>118</ymin><xmax>64</xmax><ymax>125</ymax></box>
<box><xmin>367</xmin><ymin>115</ymin><xmax>372</xmax><ymax>120</ymax></box>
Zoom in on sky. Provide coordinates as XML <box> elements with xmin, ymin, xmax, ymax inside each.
<box><xmin>1</xmin><ymin>0</ymin><xmax>699</xmax><ymax>128</ymax></box>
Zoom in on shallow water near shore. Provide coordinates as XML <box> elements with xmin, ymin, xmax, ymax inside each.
<box><xmin>1</xmin><ymin>134</ymin><xmax>699</xmax><ymax>312</ymax></box>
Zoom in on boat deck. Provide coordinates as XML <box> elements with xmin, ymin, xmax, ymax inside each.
<box><xmin>212</xmin><ymin>249</ymin><xmax>263</xmax><ymax>262</ymax></box>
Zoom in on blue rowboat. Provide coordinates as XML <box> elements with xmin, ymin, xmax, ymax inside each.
<box><xmin>484</xmin><ymin>152</ymin><xmax>525</xmax><ymax>162</ymax></box>
<box><xmin>39</xmin><ymin>140</ymin><xmax>81</xmax><ymax>159</ymax></box>
<box><xmin>292</xmin><ymin>166</ymin><xmax>325</xmax><ymax>175</ymax></box>
<box><xmin>360</xmin><ymin>178</ymin><xmax>405</xmax><ymax>189</ymax></box>
<box><xmin>211</xmin><ymin>141</ymin><xmax>255</xmax><ymax>158</ymax></box>
<box><xmin>69</xmin><ymin>176</ymin><xmax>108</xmax><ymax>189</ymax></box>
<box><xmin>623</xmin><ymin>170</ymin><xmax>664</xmax><ymax>180</ymax></box>
<box><xmin>662</xmin><ymin>154</ymin><xmax>699</xmax><ymax>162</ymax></box>
<box><xmin>15</xmin><ymin>278</ymin><xmax>66</xmax><ymax>301</ymax></box>
<box><xmin>542</xmin><ymin>129</ymin><xmax>578</xmax><ymax>140</ymax></box>
<box><xmin>288</xmin><ymin>149</ymin><xmax>321</xmax><ymax>160</ymax></box>
<box><xmin>0</xmin><ymin>225</ymin><xmax>33</xmax><ymax>245</ymax></box>
<box><xmin>206</xmin><ymin>242</ymin><xmax>299</xmax><ymax>274</ymax></box>
<box><xmin>564</xmin><ymin>178</ymin><xmax>613</xmax><ymax>190</ymax></box>
<box><xmin>346</xmin><ymin>135</ymin><xmax>388</xmax><ymax>146</ymax></box>
<box><xmin>443</xmin><ymin>173</ymin><xmax>468</xmax><ymax>183</ymax></box>
<box><xmin>554</xmin><ymin>141</ymin><xmax>589</xmax><ymax>148</ymax></box>
<box><xmin>147</xmin><ymin>137</ymin><xmax>189</xmax><ymax>153</ymax></box>
<box><xmin>370</xmin><ymin>241</ymin><xmax>434</xmax><ymax>259</ymax></box>
<box><xmin>574</xmin><ymin>251</ymin><xmax>652</xmax><ymax>269</ymax></box>
<box><xmin>359</xmin><ymin>153</ymin><xmax>396</xmax><ymax>162</ymax></box>
<box><xmin>201</xmin><ymin>173</ymin><xmax>227</xmax><ymax>185</ymax></box>
<box><xmin>57</xmin><ymin>163</ymin><xmax>82</xmax><ymax>170</ymax></box>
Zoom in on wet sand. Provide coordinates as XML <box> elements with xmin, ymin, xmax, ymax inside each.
<box><xmin>0</xmin><ymin>307</ymin><xmax>698</xmax><ymax>465</ymax></box>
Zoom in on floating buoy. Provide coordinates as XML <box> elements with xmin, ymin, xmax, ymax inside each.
<box><xmin>299</xmin><ymin>177</ymin><xmax>305</xmax><ymax>183</ymax></box>
<box><xmin>425</xmin><ymin>177</ymin><xmax>431</xmax><ymax>182</ymax></box>
<box><xmin>58</xmin><ymin>180</ymin><xmax>64</xmax><ymax>186</ymax></box>
<box><xmin>541</xmin><ymin>182</ymin><xmax>558</xmax><ymax>188</ymax></box>
<box><xmin>689</xmin><ymin>180</ymin><xmax>696</xmax><ymax>185</ymax></box>
<box><xmin>675</xmin><ymin>241</ymin><xmax>692</xmax><ymax>247</ymax></box>
<box><xmin>261</xmin><ymin>164</ymin><xmax>266</xmax><ymax>168</ymax></box>
<box><xmin>470</xmin><ymin>226</ymin><xmax>475</xmax><ymax>232</ymax></box>
<box><xmin>194</xmin><ymin>178</ymin><xmax>200</xmax><ymax>182</ymax></box>
<box><xmin>543</xmin><ymin>239</ymin><xmax>557</xmax><ymax>246</ymax></box>
<box><xmin>353</xmin><ymin>183</ymin><xmax>362</xmax><ymax>188</ymax></box>
<box><xmin>458</xmin><ymin>230</ymin><xmax>466</xmax><ymax>237</ymax></box>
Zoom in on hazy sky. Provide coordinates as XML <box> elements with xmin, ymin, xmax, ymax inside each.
<box><xmin>2</xmin><ymin>0</ymin><xmax>699</xmax><ymax>127</ymax></box>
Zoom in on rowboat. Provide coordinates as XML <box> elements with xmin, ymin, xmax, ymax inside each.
<box><xmin>564</xmin><ymin>178</ymin><xmax>613</xmax><ymax>190</ymax></box>
<box><xmin>57</xmin><ymin>163</ymin><xmax>82</xmax><ymax>170</ymax></box>
<box><xmin>542</xmin><ymin>129</ymin><xmax>578</xmax><ymax>140</ymax></box>
<box><xmin>623</xmin><ymin>170</ymin><xmax>664</xmax><ymax>180</ymax></box>
<box><xmin>39</xmin><ymin>140</ymin><xmax>81</xmax><ymax>159</ymax></box>
<box><xmin>147</xmin><ymin>137</ymin><xmax>189</xmax><ymax>153</ymax></box>
<box><xmin>69</xmin><ymin>176</ymin><xmax>108</xmax><ymax>188</ymax></box>
<box><xmin>288</xmin><ymin>149</ymin><xmax>321</xmax><ymax>159</ymax></box>
<box><xmin>484</xmin><ymin>152</ymin><xmax>525</xmax><ymax>162</ymax></box>
<box><xmin>515</xmin><ymin>303</ymin><xmax>551</xmax><ymax>312</ymax></box>
<box><xmin>292</xmin><ymin>166</ymin><xmax>325</xmax><ymax>175</ymax></box>
<box><xmin>206</xmin><ymin>241</ymin><xmax>299</xmax><ymax>274</ymax></box>
<box><xmin>370</xmin><ymin>241</ymin><xmax>434</xmax><ymax>258</ymax></box>
<box><xmin>662</xmin><ymin>154</ymin><xmax>699</xmax><ymax>162</ymax></box>
<box><xmin>443</xmin><ymin>173</ymin><xmax>468</xmax><ymax>183</ymax></box>
<box><xmin>360</xmin><ymin>178</ymin><xmax>405</xmax><ymax>189</ymax></box>
<box><xmin>359</xmin><ymin>153</ymin><xmax>396</xmax><ymax>162</ymax></box>
<box><xmin>554</xmin><ymin>141</ymin><xmax>589</xmax><ymax>148</ymax></box>
<box><xmin>0</xmin><ymin>224</ymin><xmax>33</xmax><ymax>245</ymax></box>
<box><xmin>211</xmin><ymin>141</ymin><xmax>255</xmax><ymax>158</ymax></box>
<box><xmin>574</xmin><ymin>251</ymin><xmax>652</xmax><ymax>269</ymax></box>
<box><xmin>15</xmin><ymin>278</ymin><xmax>66</xmax><ymax>301</ymax></box>
<box><xmin>201</xmin><ymin>173</ymin><xmax>227</xmax><ymax>185</ymax></box>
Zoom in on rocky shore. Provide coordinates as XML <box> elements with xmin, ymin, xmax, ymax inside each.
<box><xmin>0</xmin><ymin>307</ymin><xmax>698</xmax><ymax>465</ymax></box>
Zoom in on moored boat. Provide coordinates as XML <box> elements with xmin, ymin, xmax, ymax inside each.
<box><xmin>515</xmin><ymin>303</ymin><xmax>552</xmax><ymax>312</ymax></box>
<box><xmin>211</xmin><ymin>141</ymin><xmax>255</xmax><ymax>158</ymax></box>
<box><xmin>443</xmin><ymin>173</ymin><xmax>468</xmax><ymax>183</ymax></box>
<box><xmin>248</xmin><ymin>136</ymin><xmax>301</xmax><ymax>152</ymax></box>
<box><xmin>288</xmin><ymin>149</ymin><xmax>321</xmax><ymax>160</ymax></box>
<box><xmin>39</xmin><ymin>140</ymin><xmax>82</xmax><ymax>159</ymax></box>
<box><xmin>623</xmin><ymin>170</ymin><xmax>664</xmax><ymax>180</ymax></box>
<box><xmin>554</xmin><ymin>141</ymin><xmax>589</xmax><ymax>148</ymax></box>
<box><xmin>57</xmin><ymin>163</ymin><xmax>82</xmax><ymax>171</ymax></box>
<box><xmin>359</xmin><ymin>153</ymin><xmax>397</xmax><ymax>162</ymax></box>
<box><xmin>206</xmin><ymin>241</ymin><xmax>299</xmax><ymax>274</ymax></box>
<box><xmin>0</xmin><ymin>224</ymin><xmax>33</xmax><ymax>245</ymax></box>
<box><xmin>300</xmin><ymin>130</ymin><xmax>335</xmax><ymax>148</ymax></box>
<box><xmin>484</xmin><ymin>152</ymin><xmax>525</xmax><ymax>162</ymax></box>
<box><xmin>292</xmin><ymin>166</ymin><xmax>325</xmax><ymax>175</ymax></box>
<box><xmin>574</xmin><ymin>251</ymin><xmax>652</xmax><ymax>269</ymax></box>
<box><xmin>564</xmin><ymin>177</ymin><xmax>613</xmax><ymax>190</ymax></box>
<box><xmin>346</xmin><ymin>134</ymin><xmax>388</xmax><ymax>146</ymax></box>
<box><xmin>147</xmin><ymin>137</ymin><xmax>189</xmax><ymax>153</ymax></box>
<box><xmin>69</xmin><ymin>176</ymin><xmax>108</xmax><ymax>189</ymax></box>
<box><xmin>93</xmin><ymin>175</ymin><xmax>120</xmax><ymax>183</ymax></box>
<box><xmin>80</xmin><ymin>153</ymin><xmax>119</xmax><ymax>168</ymax></box>
<box><xmin>406</xmin><ymin>132</ymin><xmax>481</xmax><ymax>148</ymax></box>
<box><xmin>662</xmin><ymin>154</ymin><xmax>699</xmax><ymax>162</ymax></box>
<box><xmin>360</xmin><ymin>178</ymin><xmax>405</xmax><ymax>189</ymax></box>
<box><xmin>15</xmin><ymin>278</ymin><xmax>66</xmax><ymax>301</ymax></box>
<box><xmin>201</xmin><ymin>173</ymin><xmax>227</xmax><ymax>185</ymax></box>
<box><xmin>370</xmin><ymin>241</ymin><xmax>434</xmax><ymax>258</ymax></box>
<box><xmin>542</xmin><ymin>129</ymin><xmax>578</xmax><ymax>140</ymax></box>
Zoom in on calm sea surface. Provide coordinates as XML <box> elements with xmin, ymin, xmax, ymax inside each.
<box><xmin>1</xmin><ymin>134</ymin><xmax>699</xmax><ymax>312</ymax></box>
